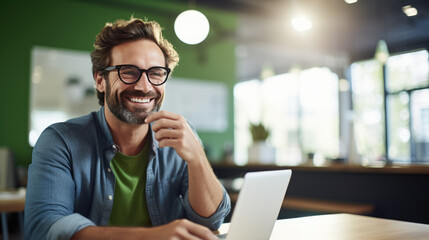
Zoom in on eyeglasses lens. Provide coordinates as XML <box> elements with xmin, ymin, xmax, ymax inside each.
<box><xmin>119</xmin><ymin>66</ymin><xmax>140</xmax><ymax>83</ymax></box>
<box><xmin>147</xmin><ymin>68</ymin><xmax>168</xmax><ymax>84</ymax></box>
<box><xmin>118</xmin><ymin>66</ymin><xmax>168</xmax><ymax>84</ymax></box>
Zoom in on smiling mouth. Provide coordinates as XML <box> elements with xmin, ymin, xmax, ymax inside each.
<box><xmin>129</xmin><ymin>97</ymin><xmax>152</xmax><ymax>103</ymax></box>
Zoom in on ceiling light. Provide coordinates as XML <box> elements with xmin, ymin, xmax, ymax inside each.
<box><xmin>291</xmin><ymin>16</ymin><xmax>312</xmax><ymax>32</ymax></box>
<box><xmin>402</xmin><ymin>5</ymin><xmax>418</xmax><ymax>17</ymax></box>
<box><xmin>344</xmin><ymin>0</ymin><xmax>358</xmax><ymax>4</ymax></box>
<box><xmin>374</xmin><ymin>40</ymin><xmax>389</xmax><ymax>64</ymax></box>
<box><xmin>174</xmin><ymin>10</ymin><xmax>210</xmax><ymax>45</ymax></box>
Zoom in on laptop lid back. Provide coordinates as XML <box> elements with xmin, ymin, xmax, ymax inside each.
<box><xmin>226</xmin><ymin>169</ymin><xmax>292</xmax><ymax>240</ymax></box>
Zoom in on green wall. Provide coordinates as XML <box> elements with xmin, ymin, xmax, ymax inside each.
<box><xmin>0</xmin><ymin>0</ymin><xmax>236</xmax><ymax>166</ymax></box>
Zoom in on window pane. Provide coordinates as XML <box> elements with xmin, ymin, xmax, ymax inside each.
<box><xmin>299</xmin><ymin>68</ymin><xmax>339</xmax><ymax>158</ymax></box>
<box><xmin>262</xmin><ymin>73</ymin><xmax>302</xmax><ymax>165</ymax></box>
<box><xmin>411</xmin><ymin>89</ymin><xmax>429</xmax><ymax>163</ymax></box>
<box><xmin>233</xmin><ymin>80</ymin><xmax>263</xmax><ymax>165</ymax></box>
<box><xmin>351</xmin><ymin>60</ymin><xmax>385</xmax><ymax>164</ymax></box>
<box><xmin>386</xmin><ymin>50</ymin><xmax>429</xmax><ymax>92</ymax></box>
<box><xmin>387</xmin><ymin>92</ymin><xmax>410</xmax><ymax>162</ymax></box>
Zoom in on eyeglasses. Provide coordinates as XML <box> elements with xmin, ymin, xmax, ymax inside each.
<box><xmin>103</xmin><ymin>64</ymin><xmax>171</xmax><ymax>86</ymax></box>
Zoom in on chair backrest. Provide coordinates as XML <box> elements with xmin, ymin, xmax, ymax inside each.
<box><xmin>0</xmin><ymin>147</ymin><xmax>18</xmax><ymax>190</ymax></box>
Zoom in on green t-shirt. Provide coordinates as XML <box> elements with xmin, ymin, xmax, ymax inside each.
<box><xmin>108</xmin><ymin>143</ymin><xmax>151</xmax><ymax>227</ymax></box>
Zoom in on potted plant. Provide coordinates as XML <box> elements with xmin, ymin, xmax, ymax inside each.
<box><xmin>248</xmin><ymin>122</ymin><xmax>275</xmax><ymax>164</ymax></box>
<box><xmin>250</xmin><ymin>123</ymin><xmax>269</xmax><ymax>143</ymax></box>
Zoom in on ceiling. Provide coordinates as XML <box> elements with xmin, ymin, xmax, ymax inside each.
<box><xmin>186</xmin><ymin>0</ymin><xmax>429</xmax><ymax>80</ymax></box>
<box><xmin>94</xmin><ymin>0</ymin><xmax>429</xmax><ymax>81</ymax></box>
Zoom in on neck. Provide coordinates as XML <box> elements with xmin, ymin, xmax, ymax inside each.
<box><xmin>104</xmin><ymin>107</ymin><xmax>149</xmax><ymax>156</ymax></box>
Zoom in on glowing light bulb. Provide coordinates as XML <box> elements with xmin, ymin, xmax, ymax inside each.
<box><xmin>174</xmin><ymin>10</ymin><xmax>210</xmax><ymax>45</ymax></box>
<box><xmin>291</xmin><ymin>16</ymin><xmax>312</xmax><ymax>32</ymax></box>
<box><xmin>345</xmin><ymin>0</ymin><xmax>358</xmax><ymax>4</ymax></box>
<box><xmin>402</xmin><ymin>5</ymin><xmax>418</xmax><ymax>17</ymax></box>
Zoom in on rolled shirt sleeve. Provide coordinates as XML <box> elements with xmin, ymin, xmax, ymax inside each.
<box><xmin>182</xmin><ymin>186</ymin><xmax>231</xmax><ymax>230</ymax></box>
<box><xmin>47</xmin><ymin>214</ymin><xmax>95</xmax><ymax>240</ymax></box>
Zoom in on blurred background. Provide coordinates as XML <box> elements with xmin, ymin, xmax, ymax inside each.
<box><xmin>1</xmin><ymin>0</ymin><xmax>429</xmax><ymax>166</ymax></box>
<box><xmin>1</xmin><ymin>0</ymin><xmax>429</xmax><ymax>236</ymax></box>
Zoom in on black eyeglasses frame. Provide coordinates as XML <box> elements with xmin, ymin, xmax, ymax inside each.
<box><xmin>103</xmin><ymin>64</ymin><xmax>171</xmax><ymax>86</ymax></box>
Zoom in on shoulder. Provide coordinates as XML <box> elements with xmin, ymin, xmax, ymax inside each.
<box><xmin>55</xmin><ymin>112</ymin><xmax>97</xmax><ymax>133</ymax></box>
<box><xmin>34</xmin><ymin>111</ymin><xmax>99</xmax><ymax>150</ymax></box>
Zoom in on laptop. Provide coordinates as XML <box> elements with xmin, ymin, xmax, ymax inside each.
<box><xmin>219</xmin><ymin>169</ymin><xmax>292</xmax><ymax>240</ymax></box>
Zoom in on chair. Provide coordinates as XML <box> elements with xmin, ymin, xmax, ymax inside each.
<box><xmin>0</xmin><ymin>148</ymin><xmax>24</xmax><ymax>240</ymax></box>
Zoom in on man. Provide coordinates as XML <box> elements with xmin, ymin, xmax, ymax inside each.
<box><xmin>24</xmin><ymin>17</ymin><xmax>231</xmax><ymax>240</ymax></box>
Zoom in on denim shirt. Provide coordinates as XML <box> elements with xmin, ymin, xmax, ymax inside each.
<box><xmin>24</xmin><ymin>107</ymin><xmax>231</xmax><ymax>240</ymax></box>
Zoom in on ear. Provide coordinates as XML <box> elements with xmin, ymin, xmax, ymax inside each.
<box><xmin>94</xmin><ymin>72</ymin><xmax>106</xmax><ymax>93</ymax></box>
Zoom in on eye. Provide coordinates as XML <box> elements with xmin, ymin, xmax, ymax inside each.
<box><xmin>122</xmin><ymin>70</ymin><xmax>139</xmax><ymax>76</ymax></box>
<box><xmin>119</xmin><ymin>66</ymin><xmax>140</xmax><ymax>78</ymax></box>
<box><xmin>148</xmin><ymin>68</ymin><xmax>167</xmax><ymax>77</ymax></box>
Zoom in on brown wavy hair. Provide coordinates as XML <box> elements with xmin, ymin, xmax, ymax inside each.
<box><xmin>91</xmin><ymin>17</ymin><xmax>179</xmax><ymax>106</ymax></box>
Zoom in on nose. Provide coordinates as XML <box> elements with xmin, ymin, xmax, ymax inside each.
<box><xmin>134</xmin><ymin>73</ymin><xmax>153</xmax><ymax>92</ymax></box>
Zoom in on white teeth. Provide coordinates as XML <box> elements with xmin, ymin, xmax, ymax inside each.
<box><xmin>130</xmin><ymin>98</ymin><xmax>150</xmax><ymax>103</ymax></box>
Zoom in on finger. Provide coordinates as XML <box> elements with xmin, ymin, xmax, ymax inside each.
<box><xmin>186</xmin><ymin>224</ymin><xmax>218</xmax><ymax>240</ymax></box>
<box><xmin>154</xmin><ymin>128</ymin><xmax>182</xmax><ymax>141</ymax></box>
<box><xmin>170</xmin><ymin>220</ymin><xmax>204</xmax><ymax>240</ymax></box>
<box><xmin>158</xmin><ymin>138</ymin><xmax>182</xmax><ymax>149</ymax></box>
<box><xmin>176</xmin><ymin>229</ymin><xmax>201</xmax><ymax>240</ymax></box>
<box><xmin>145</xmin><ymin>110</ymin><xmax>180</xmax><ymax>123</ymax></box>
<box><xmin>152</xmin><ymin>118</ymin><xmax>183</xmax><ymax>132</ymax></box>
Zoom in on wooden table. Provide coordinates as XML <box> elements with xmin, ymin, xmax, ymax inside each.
<box><xmin>0</xmin><ymin>189</ymin><xmax>26</xmax><ymax>240</ymax></box>
<box><xmin>217</xmin><ymin>213</ymin><xmax>429</xmax><ymax>240</ymax></box>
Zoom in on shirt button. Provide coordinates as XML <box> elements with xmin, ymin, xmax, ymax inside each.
<box><xmin>108</xmin><ymin>195</ymin><xmax>113</xmax><ymax>200</ymax></box>
<box><xmin>112</xmin><ymin>144</ymin><xmax>118</xmax><ymax>152</ymax></box>
<box><xmin>107</xmin><ymin>168</ymin><xmax>112</xmax><ymax>173</ymax></box>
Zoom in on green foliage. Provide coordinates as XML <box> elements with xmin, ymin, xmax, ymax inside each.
<box><xmin>249</xmin><ymin>123</ymin><xmax>269</xmax><ymax>142</ymax></box>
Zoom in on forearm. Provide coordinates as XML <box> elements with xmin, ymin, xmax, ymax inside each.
<box><xmin>71</xmin><ymin>226</ymin><xmax>146</xmax><ymax>240</ymax></box>
<box><xmin>187</xmin><ymin>153</ymin><xmax>224</xmax><ymax>218</ymax></box>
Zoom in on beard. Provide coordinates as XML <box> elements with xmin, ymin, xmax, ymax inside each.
<box><xmin>105</xmin><ymin>79</ymin><xmax>163</xmax><ymax>125</ymax></box>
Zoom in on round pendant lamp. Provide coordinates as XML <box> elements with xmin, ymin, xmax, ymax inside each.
<box><xmin>174</xmin><ymin>9</ymin><xmax>210</xmax><ymax>45</ymax></box>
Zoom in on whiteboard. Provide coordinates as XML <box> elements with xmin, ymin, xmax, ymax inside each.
<box><xmin>29</xmin><ymin>46</ymin><xmax>99</xmax><ymax>147</ymax></box>
<box><xmin>163</xmin><ymin>77</ymin><xmax>228</xmax><ymax>132</ymax></box>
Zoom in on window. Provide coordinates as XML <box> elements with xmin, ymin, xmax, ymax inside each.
<box><xmin>350</xmin><ymin>60</ymin><xmax>385</xmax><ymax>164</ymax></box>
<box><xmin>234</xmin><ymin>67</ymin><xmax>339</xmax><ymax>165</ymax></box>
<box><xmin>411</xmin><ymin>89</ymin><xmax>429</xmax><ymax>162</ymax></box>
<box><xmin>351</xmin><ymin>49</ymin><xmax>429</xmax><ymax>164</ymax></box>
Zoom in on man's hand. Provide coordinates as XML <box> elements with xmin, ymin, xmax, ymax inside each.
<box><xmin>145</xmin><ymin>111</ymin><xmax>205</xmax><ymax>163</ymax></box>
<box><xmin>147</xmin><ymin>219</ymin><xmax>218</xmax><ymax>240</ymax></box>
<box><xmin>71</xmin><ymin>219</ymin><xmax>218</xmax><ymax>240</ymax></box>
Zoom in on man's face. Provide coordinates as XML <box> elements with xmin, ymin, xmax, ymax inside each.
<box><xmin>102</xmin><ymin>39</ymin><xmax>166</xmax><ymax>124</ymax></box>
